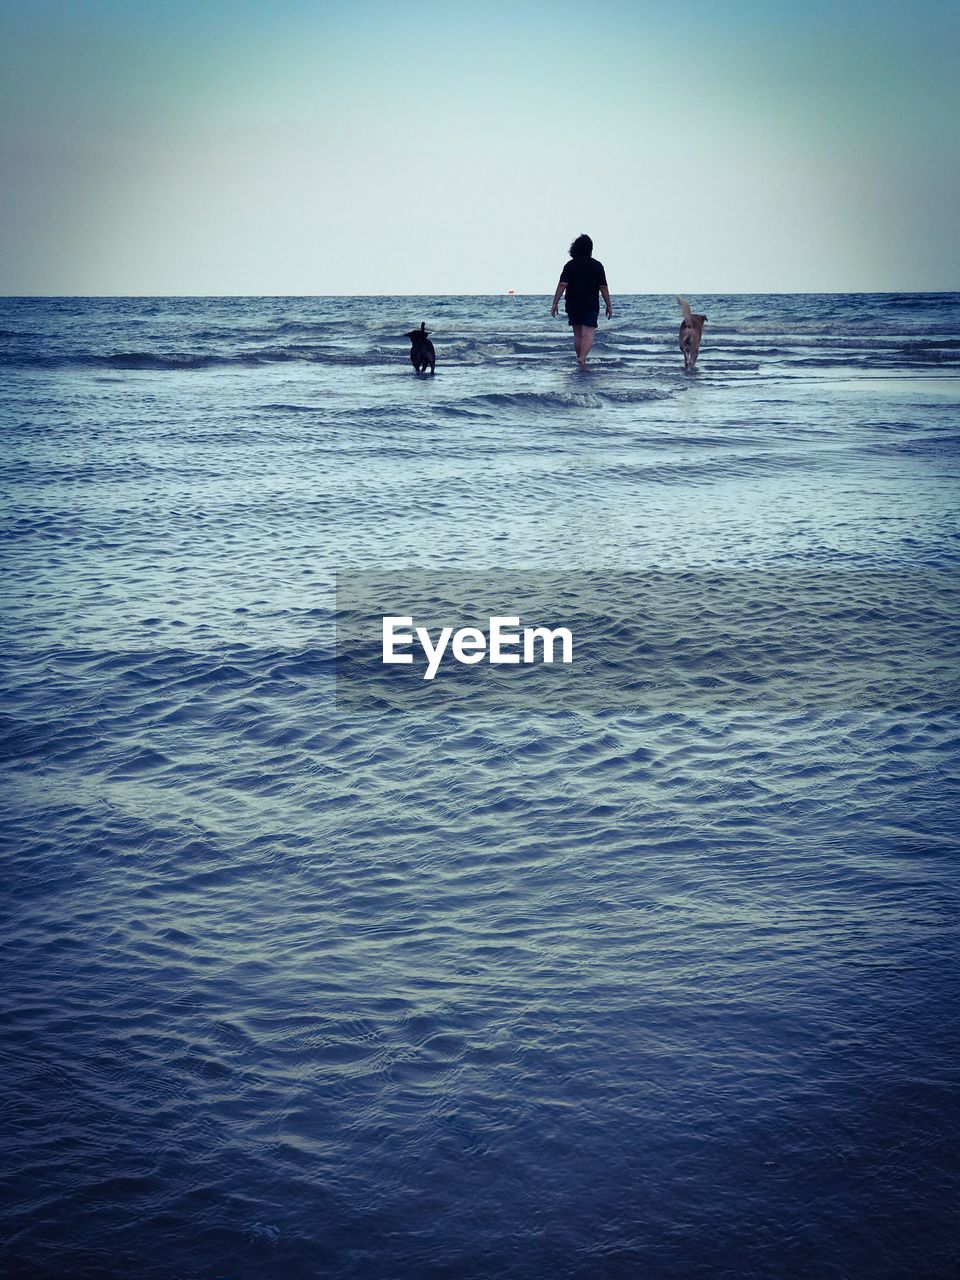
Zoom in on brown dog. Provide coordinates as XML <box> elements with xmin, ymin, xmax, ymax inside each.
<box><xmin>677</xmin><ymin>296</ymin><xmax>707</xmax><ymax>372</ymax></box>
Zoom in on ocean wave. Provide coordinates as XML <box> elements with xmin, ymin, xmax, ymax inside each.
<box><xmin>3</xmin><ymin>304</ymin><xmax>959</xmax><ymax>378</ymax></box>
<box><xmin>0</xmin><ymin>346</ymin><xmax>388</xmax><ymax>372</ymax></box>
<box><xmin>449</xmin><ymin>389</ymin><xmax>608</xmax><ymax>415</ymax></box>
<box><xmin>105</xmin><ymin>351</ymin><xmax>226</xmax><ymax>370</ymax></box>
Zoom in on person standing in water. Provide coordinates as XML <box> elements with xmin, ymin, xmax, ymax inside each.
<box><xmin>550</xmin><ymin>233</ymin><xmax>613</xmax><ymax>368</ymax></box>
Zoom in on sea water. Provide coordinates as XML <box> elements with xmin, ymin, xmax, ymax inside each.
<box><xmin>1</xmin><ymin>294</ymin><xmax>959</xmax><ymax>1277</ymax></box>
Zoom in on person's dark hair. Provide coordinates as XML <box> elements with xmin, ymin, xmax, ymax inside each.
<box><xmin>569</xmin><ymin>233</ymin><xmax>593</xmax><ymax>259</ymax></box>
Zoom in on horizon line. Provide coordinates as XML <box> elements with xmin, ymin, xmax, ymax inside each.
<box><xmin>3</xmin><ymin>290</ymin><xmax>960</xmax><ymax>301</ymax></box>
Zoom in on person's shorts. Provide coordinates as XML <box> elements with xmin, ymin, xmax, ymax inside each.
<box><xmin>566</xmin><ymin>306</ymin><xmax>599</xmax><ymax>328</ymax></box>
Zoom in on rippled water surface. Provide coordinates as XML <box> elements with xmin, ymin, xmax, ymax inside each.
<box><xmin>2</xmin><ymin>294</ymin><xmax>959</xmax><ymax>1277</ymax></box>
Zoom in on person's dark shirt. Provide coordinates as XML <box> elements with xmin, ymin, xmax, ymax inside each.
<box><xmin>559</xmin><ymin>257</ymin><xmax>607</xmax><ymax>312</ymax></box>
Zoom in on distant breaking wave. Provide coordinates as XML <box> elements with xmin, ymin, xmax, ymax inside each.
<box><xmin>2</xmin><ymin>300</ymin><xmax>960</xmax><ymax>377</ymax></box>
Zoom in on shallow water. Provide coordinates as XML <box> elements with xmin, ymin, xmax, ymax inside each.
<box><xmin>2</xmin><ymin>294</ymin><xmax>959</xmax><ymax>1277</ymax></box>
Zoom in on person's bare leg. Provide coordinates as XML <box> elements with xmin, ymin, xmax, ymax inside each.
<box><xmin>578</xmin><ymin>326</ymin><xmax>596</xmax><ymax>366</ymax></box>
<box><xmin>572</xmin><ymin>324</ymin><xmax>583</xmax><ymax>359</ymax></box>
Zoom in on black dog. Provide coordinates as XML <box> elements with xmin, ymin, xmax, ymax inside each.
<box><xmin>405</xmin><ymin>322</ymin><xmax>435</xmax><ymax>375</ymax></box>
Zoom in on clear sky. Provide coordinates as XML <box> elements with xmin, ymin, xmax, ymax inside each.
<box><xmin>1</xmin><ymin>0</ymin><xmax>958</xmax><ymax>295</ymax></box>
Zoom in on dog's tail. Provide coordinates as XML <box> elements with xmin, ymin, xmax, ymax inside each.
<box><xmin>676</xmin><ymin>295</ymin><xmax>693</xmax><ymax>323</ymax></box>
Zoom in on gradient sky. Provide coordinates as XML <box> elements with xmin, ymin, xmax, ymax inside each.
<box><xmin>1</xmin><ymin>0</ymin><xmax>958</xmax><ymax>294</ymax></box>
